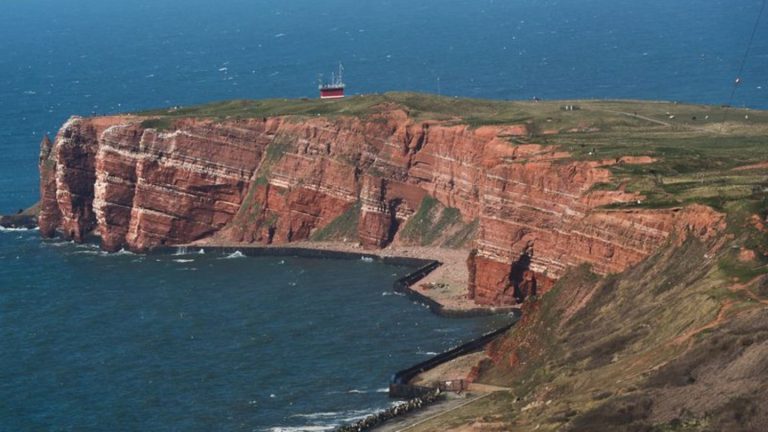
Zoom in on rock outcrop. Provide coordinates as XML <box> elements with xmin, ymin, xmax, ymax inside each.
<box><xmin>39</xmin><ymin>106</ymin><xmax>725</xmax><ymax>305</ymax></box>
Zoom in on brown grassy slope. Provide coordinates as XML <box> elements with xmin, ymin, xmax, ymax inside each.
<box><xmin>406</xmin><ymin>221</ymin><xmax>768</xmax><ymax>432</ymax></box>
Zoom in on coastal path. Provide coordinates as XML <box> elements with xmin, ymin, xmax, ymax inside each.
<box><xmin>583</xmin><ymin>107</ymin><xmax>673</xmax><ymax>127</ymax></box>
<box><xmin>370</xmin><ymin>392</ymin><xmax>494</xmax><ymax>432</ymax></box>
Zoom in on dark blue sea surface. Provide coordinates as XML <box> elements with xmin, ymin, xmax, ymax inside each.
<box><xmin>0</xmin><ymin>0</ymin><xmax>766</xmax><ymax>211</ymax></box>
<box><xmin>0</xmin><ymin>231</ymin><xmax>503</xmax><ymax>431</ymax></box>
<box><xmin>0</xmin><ymin>1</ymin><xmax>766</xmax><ymax>430</ymax></box>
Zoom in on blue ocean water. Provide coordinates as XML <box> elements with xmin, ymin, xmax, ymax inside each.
<box><xmin>0</xmin><ymin>232</ymin><xmax>503</xmax><ymax>431</ymax></box>
<box><xmin>0</xmin><ymin>1</ymin><xmax>766</xmax><ymax>430</ymax></box>
<box><xmin>0</xmin><ymin>0</ymin><xmax>766</xmax><ymax>212</ymax></box>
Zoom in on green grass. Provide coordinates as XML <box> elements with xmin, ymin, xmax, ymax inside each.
<box><xmin>135</xmin><ymin>92</ymin><xmax>767</xmax><ymax>132</ymax></box>
<box><xmin>137</xmin><ymin>96</ymin><xmax>393</xmax><ymax>120</ymax></box>
<box><xmin>718</xmin><ymin>256</ymin><xmax>768</xmax><ymax>283</ymax></box>
<box><xmin>309</xmin><ymin>202</ymin><xmax>360</xmax><ymax>242</ymax></box>
<box><xmin>444</xmin><ymin>218</ymin><xmax>480</xmax><ymax>248</ymax></box>
<box><xmin>398</xmin><ymin>196</ymin><xmax>464</xmax><ymax>246</ymax></box>
<box><xmin>399</xmin><ymin>196</ymin><xmax>439</xmax><ymax>242</ymax></box>
<box><xmin>573</xmin><ymin>130</ymin><xmax>768</xmax><ymax>210</ymax></box>
<box><xmin>256</xmin><ymin>134</ymin><xmax>293</xmax><ymax>178</ymax></box>
<box><xmin>140</xmin><ymin>117</ymin><xmax>176</xmax><ymax>130</ymax></box>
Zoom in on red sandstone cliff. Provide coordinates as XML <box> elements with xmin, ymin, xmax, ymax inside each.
<box><xmin>38</xmin><ymin>107</ymin><xmax>724</xmax><ymax>305</ymax></box>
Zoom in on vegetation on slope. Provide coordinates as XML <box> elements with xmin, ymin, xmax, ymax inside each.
<box><xmin>408</xmin><ymin>227</ymin><xmax>768</xmax><ymax>431</ymax></box>
<box><xmin>309</xmin><ymin>202</ymin><xmax>360</xmax><ymax>242</ymax></box>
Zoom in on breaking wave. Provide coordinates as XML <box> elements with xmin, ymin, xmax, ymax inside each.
<box><xmin>0</xmin><ymin>226</ymin><xmax>38</xmax><ymax>232</ymax></box>
<box><xmin>265</xmin><ymin>427</ymin><xmax>334</xmax><ymax>432</ymax></box>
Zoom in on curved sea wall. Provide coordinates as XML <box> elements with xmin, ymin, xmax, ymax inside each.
<box><xmin>38</xmin><ymin>106</ymin><xmax>725</xmax><ymax>306</ymax></box>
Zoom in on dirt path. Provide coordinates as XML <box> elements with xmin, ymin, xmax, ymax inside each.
<box><xmin>672</xmin><ymin>299</ymin><xmax>734</xmax><ymax>346</ymax></box>
<box><xmin>585</xmin><ymin>107</ymin><xmax>673</xmax><ymax>127</ymax></box>
<box><xmin>730</xmin><ymin>275</ymin><xmax>768</xmax><ymax>306</ymax></box>
<box><xmin>371</xmin><ymin>392</ymin><xmax>498</xmax><ymax>432</ymax></box>
<box><xmin>672</xmin><ymin>275</ymin><xmax>768</xmax><ymax>346</ymax></box>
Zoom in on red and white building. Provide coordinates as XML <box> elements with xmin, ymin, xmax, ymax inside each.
<box><xmin>319</xmin><ymin>64</ymin><xmax>345</xmax><ymax>99</ymax></box>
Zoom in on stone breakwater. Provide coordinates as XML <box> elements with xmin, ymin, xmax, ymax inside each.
<box><xmin>333</xmin><ymin>389</ymin><xmax>444</xmax><ymax>432</ymax></box>
<box><xmin>39</xmin><ymin>107</ymin><xmax>725</xmax><ymax>306</ymax></box>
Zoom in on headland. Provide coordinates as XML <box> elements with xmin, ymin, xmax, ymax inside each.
<box><xmin>24</xmin><ymin>93</ymin><xmax>768</xmax><ymax>430</ymax></box>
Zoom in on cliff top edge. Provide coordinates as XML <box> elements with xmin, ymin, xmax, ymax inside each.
<box><xmin>130</xmin><ymin>92</ymin><xmax>768</xmax><ymax>131</ymax></box>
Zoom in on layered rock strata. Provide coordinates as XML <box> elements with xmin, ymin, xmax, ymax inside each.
<box><xmin>39</xmin><ymin>108</ymin><xmax>724</xmax><ymax>305</ymax></box>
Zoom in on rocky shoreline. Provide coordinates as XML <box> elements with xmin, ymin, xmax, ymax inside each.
<box><xmin>0</xmin><ymin>205</ymin><xmax>38</xmax><ymax>230</ymax></box>
<box><xmin>333</xmin><ymin>389</ymin><xmax>444</xmax><ymax>432</ymax></box>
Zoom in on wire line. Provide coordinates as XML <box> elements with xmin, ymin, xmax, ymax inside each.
<box><xmin>728</xmin><ymin>0</ymin><xmax>767</xmax><ymax>106</ymax></box>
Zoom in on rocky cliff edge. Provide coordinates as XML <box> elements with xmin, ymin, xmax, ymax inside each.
<box><xmin>40</xmin><ymin>94</ymin><xmax>756</xmax><ymax>307</ymax></box>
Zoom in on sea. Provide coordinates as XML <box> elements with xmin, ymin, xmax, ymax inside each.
<box><xmin>0</xmin><ymin>0</ymin><xmax>766</xmax><ymax>430</ymax></box>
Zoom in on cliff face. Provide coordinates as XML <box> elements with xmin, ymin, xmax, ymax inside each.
<box><xmin>39</xmin><ymin>106</ymin><xmax>724</xmax><ymax>305</ymax></box>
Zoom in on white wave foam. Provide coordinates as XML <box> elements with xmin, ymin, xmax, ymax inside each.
<box><xmin>0</xmin><ymin>226</ymin><xmax>38</xmax><ymax>232</ymax></box>
<box><xmin>265</xmin><ymin>427</ymin><xmax>334</xmax><ymax>432</ymax></box>
<box><xmin>75</xmin><ymin>242</ymin><xmax>99</xmax><ymax>250</ymax></box>
<box><xmin>293</xmin><ymin>410</ymin><xmax>361</xmax><ymax>419</ymax></box>
<box><xmin>417</xmin><ymin>351</ymin><xmax>438</xmax><ymax>356</ymax></box>
<box><xmin>114</xmin><ymin>248</ymin><xmax>134</xmax><ymax>256</ymax></box>
<box><xmin>360</xmin><ymin>256</ymin><xmax>374</xmax><ymax>263</ymax></box>
<box><xmin>198</xmin><ymin>249</ymin><xmax>205</xmax><ymax>255</ymax></box>
<box><xmin>223</xmin><ymin>251</ymin><xmax>245</xmax><ymax>259</ymax></box>
<box><xmin>72</xmin><ymin>250</ymin><xmax>100</xmax><ymax>255</ymax></box>
<box><xmin>280</xmin><ymin>406</ymin><xmax>391</xmax><ymax>431</ymax></box>
<box><xmin>173</xmin><ymin>259</ymin><xmax>194</xmax><ymax>263</ymax></box>
<box><xmin>347</xmin><ymin>388</ymin><xmax>389</xmax><ymax>394</ymax></box>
